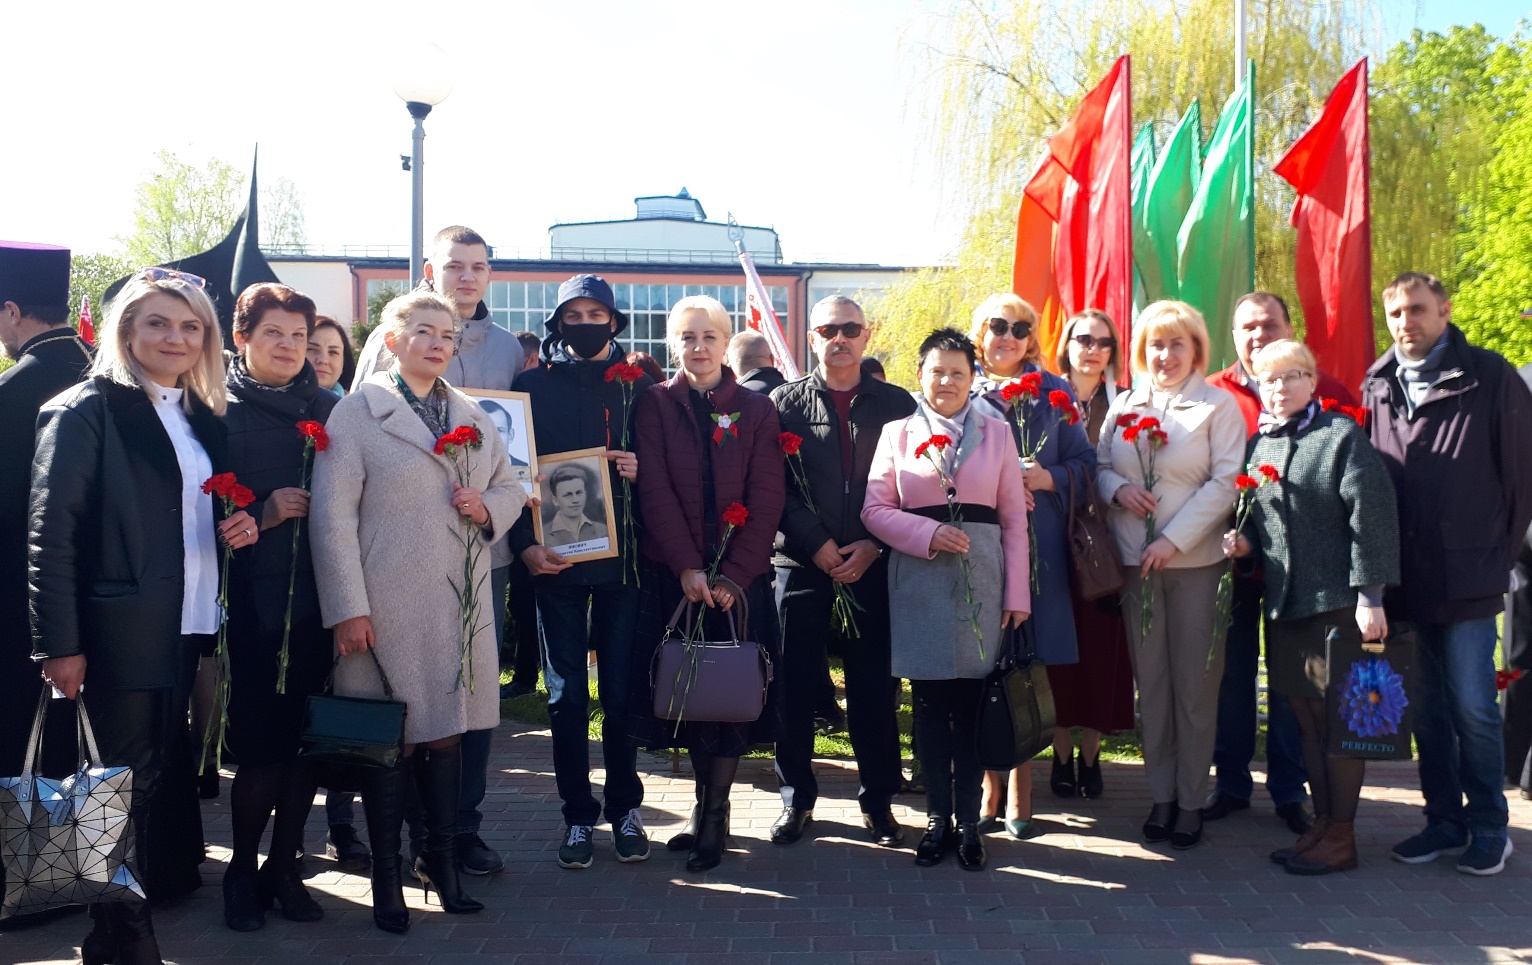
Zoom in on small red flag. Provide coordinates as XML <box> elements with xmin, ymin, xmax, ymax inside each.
<box><xmin>78</xmin><ymin>295</ymin><xmax>95</xmax><ymax>346</ymax></box>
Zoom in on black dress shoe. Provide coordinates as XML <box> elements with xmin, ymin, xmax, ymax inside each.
<box><xmin>1170</xmin><ymin>813</ymin><xmax>1203</xmax><ymax>850</ymax></box>
<box><xmin>1142</xmin><ymin>802</ymin><xmax>1177</xmax><ymax>844</ymax></box>
<box><xmin>914</xmin><ymin>816</ymin><xmax>954</xmax><ymax>866</ymax></box>
<box><xmin>455</xmin><ymin>833</ymin><xmax>505</xmax><ymax>875</ymax></box>
<box><xmin>1200</xmin><ymin>793</ymin><xmax>1250</xmax><ymax>821</ymax></box>
<box><xmin>327</xmin><ymin>824</ymin><xmax>372</xmax><ymax>873</ymax></box>
<box><xmin>1275</xmin><ymin>802</ymin><xmax>1313</xmax><ymax>836</ymax></box>
<box><xmin>864</xmin><ymin>810</ymin><xmax>905</xmax><ymax>847</ymax></box>
<box><xmin>770</xmin><ymin>807</ymin><xmax>813</xmax><ymax>845</ymax></box>
<box><xmin>1050</xmin><ymin>753</ymin><xmax>1077</xmax><ymax>798</ymax></box>
<box><xmin>955</xmin><ymin>823</ymin><xmax>987</xmax><ymax>871</ymax></box>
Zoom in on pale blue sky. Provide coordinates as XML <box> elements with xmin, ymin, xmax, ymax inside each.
<box><xmin>3</xmin><ymin>0</ymin><xmax>1526</xmax><ymax>268</ymax></box>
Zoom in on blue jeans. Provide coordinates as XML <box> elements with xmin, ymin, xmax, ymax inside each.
<box><xmin>1212</xmin><ymin>575</ymin><xmax>1309</xmax><ymax>806</ymax></box>
<box><xmin>1415</xmin><ymin>617</ymin><xmax>1509</xmax><ymax>834</ymax></box>
<box><xmin>538</xmin><ymin>580</ymin><xmax>643</xmax><ymax>827</ymax></box>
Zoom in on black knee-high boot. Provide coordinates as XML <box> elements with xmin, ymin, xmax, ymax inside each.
<box><xmin>670</xmin><ymin>752</ymin><xmax>712</xmax><ymax>852</ymax></box>
<box><xmin>411</xmin><ymin>744</ymin><xmax>483</xmax><ymax>914</ymax></box>
<box><xmin>362</xmin><ymin>762</ymin><xmax>411</xmax><ymax>934</ymax></box>
<box><xmin>687</xmin><ymin>755</ymin><xmax>738</xmax><ymax>873</ymax></box>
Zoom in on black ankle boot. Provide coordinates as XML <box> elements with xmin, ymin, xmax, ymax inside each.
<box><xmin>362</xmin><ymin>763</ymin><xmax>411</xmax><ymax>934</ymax></box>
<box><xmin>81</xmin><ymin>905</ymin><xmax>115</xmax><ymax>965</ymax></box>
<box><xmin>411</xmin><ymin>745</ymin><xmax>484</xmax><ymax>914</ymax></box>
<box><xmin>107</xmin><ymin>901</ymin><xmax>164</xmax><ymax>965</ymax></box>
<box><xmin>222</xmin><ymin>867</ymin><xmax>265</xmax><ymax>932</ymax></box>
<box><xmin>687</xmin><ymin>756</ymin><xmax>736</xmax><ymax>872</ymax></box>
<box><xmin>257</xmin><ymin>861</ymin><xmax>323</xmax><ymax>922</ymax></box>
<box><xmin>670</xmin><ymin>755</ymin><xmax>711</xmax><ymax>852</ymax></box>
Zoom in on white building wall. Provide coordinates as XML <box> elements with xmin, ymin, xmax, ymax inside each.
<box><xmin>550</xmin><ymin>221</ymin><xmax>779</xmax><ymax>263</ymax></box>
<box><xmin>272</xmin><ymin>261</ymin><xmax>356</xmax><ymax>324</ymax></box>
<box><xmin>804</xmin><ymin>269</ymin><xmax>906</xmax><ymax>315</ymax></box>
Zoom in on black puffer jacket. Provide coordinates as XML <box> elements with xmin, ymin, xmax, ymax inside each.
<box><xmin>29</xmin><ymin>376</ymin><xmax>228</xmax><ymax>690</ymax></box>
<box><xmin>770</xmin><ymin>370</ymin><xmax>917</xmax><ymax>568</ymax></box>
<box><xmin>224</xmin><ymin>358</ymin><xmax>338</xmax><ymax>634</ymax></box>
<box><xmin>509</xmin><ymin>339</ymin><xmax>655</xmax><ymax>585</ymax></box>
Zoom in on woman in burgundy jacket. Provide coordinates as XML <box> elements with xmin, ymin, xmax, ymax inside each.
<box><xmin>630</xmin><ymin>295</ymin><xmax>786</xmax><ymax>872</ymax></box>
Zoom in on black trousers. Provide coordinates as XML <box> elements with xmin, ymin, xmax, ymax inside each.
<box><xmin>910</xmin><ymin>678</ymin><xmax>985</xmax><ymax>825</ymax></box>
<box><xmin>774</xmin><ymin>561</ymin><xmax>902</xmax><ymax>814</ymax></box>
<box><xmin>505</xmin><ymin>557</ymin><xmax>542</xmax><ymax>687</ymax></box>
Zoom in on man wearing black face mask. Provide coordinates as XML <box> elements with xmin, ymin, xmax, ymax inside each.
<box><xmin>508</xmin><ymin>275</ymin><xmax>655</xmax><ymax>870</ymax></box>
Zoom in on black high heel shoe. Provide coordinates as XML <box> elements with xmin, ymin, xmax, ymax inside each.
<box><xmin>412</xmin><ymin>745</ymin><xmax>484</xmax><ymax>914</ymax></box>
<box><xmin>257</xmin><ymin>865</ymin><xmax>324</xmax><ymax>922</ymax></box>
<box><xmin>1142</xmin><ymin>802</ymin><xmax>1177</xmax><ymax>844</ymax></box>
<box><xmin>1077</xmin><ymin>753</ymin><xmax>1104</xmax><ymax>799</ymax></box>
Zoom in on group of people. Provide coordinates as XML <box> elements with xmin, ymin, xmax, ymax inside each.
<box><xmin>2</xmin><ymin>226</ymin><xmax>1530</xmax><ymax>965</ymax></box>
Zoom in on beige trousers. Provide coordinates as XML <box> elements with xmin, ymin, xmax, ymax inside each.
<box><xmin>1122</xmin><ymin>563</ymin><xmax>1227</xmax><ymax>807</ymax></box>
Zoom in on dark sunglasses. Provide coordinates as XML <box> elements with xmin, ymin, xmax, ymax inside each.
<box><xmin>813</xmin><ymin>322</ymin><xmax>864</xmax><ymax>340</ymax></box>
<box><xmin>1069</xmin><ymin>333</ymin><xmax>1116</xmax><ymax>352</ymax></box>
<box><xmin>987</xmin><ymin>317</ymin><xmax>1032</xmax><ymax>339</ymax></box>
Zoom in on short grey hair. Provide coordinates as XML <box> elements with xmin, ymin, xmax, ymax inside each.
<box><xmin>809</xmin><ymin>294</ymin><xmax>864</xmax><ymax>325</ymax></box>
<box><xmin>727</xmin><ymin>329</ymin><xmax>773</xmax><ymax>371</ymax></box>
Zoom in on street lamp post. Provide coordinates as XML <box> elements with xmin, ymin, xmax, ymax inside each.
<box><xmin>394</xmin><ymin>44</ymin><xmax>453</xmax><ymax>289</ymax></box>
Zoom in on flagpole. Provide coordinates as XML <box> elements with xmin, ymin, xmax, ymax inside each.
<box><xmin>1234</xmin><ymin>0</ymin><xmax>1247</xmax><ymax>88</ymax></box>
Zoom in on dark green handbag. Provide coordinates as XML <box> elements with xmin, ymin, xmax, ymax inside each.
<box><xmin>298</xmin><ymin>649</ymin><xmax>407</xmax><ymax>772</ymax></box>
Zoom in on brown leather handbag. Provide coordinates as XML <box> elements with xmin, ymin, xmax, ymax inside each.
<box><xmin>1065</xmin><ymin>464</ymin><xmax>1124</xmax><ymax>600</ymax></box>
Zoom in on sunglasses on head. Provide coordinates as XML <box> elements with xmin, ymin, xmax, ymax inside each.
<box><xmin>136</xmin><ymin>267</ymin><xmax>207</xmax><ymax>290</ymax></box>
<box><xmin>987</xmin><ymin>317</ymin><xmax>1032</xmax><ymax>339</ymax></box>
<box><xmin>1069</xmin><ymin>333</ymin><xmax>1115</xmax><ymax>352</ymax></box>
<box><xmin>813</xmin><ymin>321</ymin><xmax>864</xmax><ymax>340</ymax></box>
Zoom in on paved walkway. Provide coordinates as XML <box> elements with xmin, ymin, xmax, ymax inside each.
<box><xmin>9</xmin><ymin>722</ymin><xmax>1532</xmax><ymax>965</ymax></box>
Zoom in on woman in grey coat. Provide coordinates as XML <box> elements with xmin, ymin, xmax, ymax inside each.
<box><xmin>1225</xmin><ymin>340</ymin><xmax>1399</xmax><ymax>876</ymax></box>
<box><xmin>311</xmin><ymin>292</ymin><xmax>527</xmax><ymax>932</ymax></box>
<box><xmin>863</xmin><ymin>328</ymin><xmax>1031</xmax><ymax>872</ymax></box>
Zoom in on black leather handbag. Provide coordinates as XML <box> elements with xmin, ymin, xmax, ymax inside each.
<box><xmin>976</xmin><ymin>621</ymin><xmax>1057</xmax><ymax>771</ymax></box>
<box><xmin>298</xmin><ymin>649</ymin><xmax>407</xmax><ymax>773</ymax></box>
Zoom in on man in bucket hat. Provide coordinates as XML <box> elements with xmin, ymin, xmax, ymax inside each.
<box><xmin>509</xmin><ymin>274</ymin><xmax>655</xmax><ymax>869</ymax></box>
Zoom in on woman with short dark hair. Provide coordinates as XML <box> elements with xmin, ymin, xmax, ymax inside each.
<box><xmin>219</xmin><ymin>282</ymin><xmax>337</xmax><ymax>931</ymax></box>
<box><xmin>307</xmin><ymin>316</ymin><xmax>355</xmax><ymax>397</ymax></box>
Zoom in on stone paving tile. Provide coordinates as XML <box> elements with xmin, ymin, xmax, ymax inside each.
<box><xmin>7</xmin><ymin>723</ymin><xmax>1531</xmax><ymax>964</ymax></box>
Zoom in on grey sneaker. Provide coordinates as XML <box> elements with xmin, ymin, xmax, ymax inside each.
<box><xmin>1391</xmin><ymin>823</ymin><xmax>1469</xmax><ymax>864</ymax></box>
<box><xmin>613</xmin><ymin>808</ymin><xmax>651</xmax><ymax>863</ymax></box>
<box><xmin>1456</xmin><ymin>832</ymin><xmax>1512</xmax><ymax>876</ymax></box>
<box><xmin>558</xmin><ymin>824</ymin><xmax>594</xmax><ymax>869</ymax></box>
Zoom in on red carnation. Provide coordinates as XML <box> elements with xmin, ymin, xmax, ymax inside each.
<box><xmin>999</xmin><ymin>381</ymin><xmax>1024</xmax><ymax>402</ymax></box>
<box><xmin>928</xmin><ymin>434</ymin><xmax>952</xmax><ymax>450</ymax></box>
<box><xmin>1235</xmin><ymin>474</ymin><xmax>1259</xmax><ymax>490</ymax></box>
<box><xmin>1257</xmin><ymin>464</ymin><xmax>1280</xmax><ymax>482</ymax></box>
<box><xmin>297</xmin><ymin>420</ymin><xmax>329</xmax><ymax>452</ymax></box>
<box><xmin>1018</xmin><ymin>371</ymin><xmax>1043</xmax><ymax>393</ymax></box>
<box><xmin>229</xmin><ymin>484</ymin><xmax>256</xmax><ymax>508</ymax></box>
<box><xmin>779</xmin><ymin>432</ymin><xmax>803</xmax><ymax>456</ymax></box>
<box><xmin>1137</xmin><ymin>417</ymin><xmax>1162</xmax><ymax>432</ymax></box>
<box><xmin>721</xmin><ymin>502</ymin><xmax>750</xmax><ymax>528</ymax></box>
<box><xmin>1320</xmin><ymin>397</ymin><xmax>1339</xmax><ymax>412</ymax></box>
<box><xmin>1498</xmin><ymin>668</ymin><xmax>1524</xmax><ymax>690</ymax></box>
<box><xmin>1341</xmin><ymin>405</ymin><xmax>1369</xmax><ymax>428</ymax></box>
<box><xmin>1122</xmin><ymin>426</ymin><xmax>1141</xmax><ymax>443</ymax></box>
<box><xmin>605</xmin><ymin>362</ymin><xmax>642</xmax><ymax>384</ymax></box>
<box><xmin>914</xmin><ymin>440</ymin><xmax>930</xmax><ymax>459</ymax></box>
<box><xmin>201</xmin><ymin>472</ymin><xmax>237</xmax><ymax>497</ymax></box>
<box><xmin>1061</xmin><ymin>407</ymin><xmax>1081</xmax><ymax>426</ymax></box>
<box><xmin>1148</xmin><ymin>429</ymin><xmax>1169</xmax><ymax>447</ymax></box>
<box><xmin>433</xmin><ymin>436</ymin><xmax>449</xmax><ymax>455</ymax></box>
<box><xmin>1115</xmin><ymin>413</ymin><xmax>1139</xmax><ymax>428</ymax></box>
<box><xmin>1048</xmin><ymin>389</ymin><xmax>1074</xmax><ymax>410</ymax></box>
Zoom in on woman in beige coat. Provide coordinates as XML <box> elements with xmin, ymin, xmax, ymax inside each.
<box><xmin>1095</xmin><ymin>300</ymin><xmax>1245</xmax><ymax>851</ymax></box>
<box><xmin>311</xmin><ymin>291</ymin><xmax>527</xmax><ymax>933</ymax></box>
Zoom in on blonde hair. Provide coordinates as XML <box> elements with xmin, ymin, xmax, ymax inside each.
<box><xmin>92</xmin><ymin>275</ymin><xmax>227</xmax><ymax>415</ymax></box>
<box><xmin>381</xmin><ymin>290</ymin><xmax>459</xmax><ymax>341</ymax></box>
<box><xmin>1130</xmin><ymin>300</ymin><xmax>1212</xmax><ymax>377</ymax></box>
<box><xmin>665</xmin><ymin>295</ymin><xmax>733</xmax><ymax>359</ymax></box>
<box><xmin>969</xmin><ymin>292</ymin><xmax>1041</xmax><ymax>372</ymax></box>
<box><xmin>1250</xmin><ymin>339</ymin><xmax>1316</xmax><ymax>376</ymax></box>
<box><xmin>1055</xmin><ymin>309</ymin><xmax>1119</xmax><ymax>384</ymax></box>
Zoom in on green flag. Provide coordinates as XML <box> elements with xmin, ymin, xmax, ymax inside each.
<box><xmin>1129</xmin><ymin>123</ymin><xmax>1157</xmax><ymax>317</ymax></box>
<box><xmin>1177</xmin><ymin>63</ymin><xmax>1254</xmax><ymax>371</ymax></box>
<box><xmin>1137</xmin><ymin>102</ymin><xmax>1203</xmax><ymax>306</ymax></box>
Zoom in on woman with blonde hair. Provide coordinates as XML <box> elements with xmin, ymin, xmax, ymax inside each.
<box><xmin>312</xmin><ymin>290</ymin><xmax>528</xmax><ymax>931</ymax></box>
<box><xmin>967</xmin><ymin>294</ymin><xmax>1088</xmax><ymax>835</ymax></box>
<box><xmin>30</xmin><ymin>269</ymin><xmax>259</xmax><ymax>964</ymax></box>
<box><xmin>630</xmin><ymin>295</ymin><xmax>785</xmax><ymax>872</ymax></box>
<box><xmin>1095</xmin><ymin>300</ymin><xmax>1245</xmax><ymax>849</ymax></box>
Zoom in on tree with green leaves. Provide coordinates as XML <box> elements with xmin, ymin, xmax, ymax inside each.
<box><xmin>68</xmin><ymin>252</ymin><xmax>134</xmax><ymax>327</ymax></box>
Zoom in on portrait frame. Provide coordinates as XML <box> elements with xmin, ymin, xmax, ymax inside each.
<box><xmin>532</xmin><ymin>446</ymin><xmax>618</xmax><ymax>563</ymax></box>
<box><xmin>461</xmin><ymin>389</ymin><xmax>538</xmax><ymax>496</ymax></box>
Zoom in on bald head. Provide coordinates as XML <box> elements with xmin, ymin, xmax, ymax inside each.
<box><xmin>728</xmin><ymin>329</ymin><xmax>774</xmax><ymax>373</ymax></box>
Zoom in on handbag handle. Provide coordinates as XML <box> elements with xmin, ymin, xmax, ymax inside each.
<box><xmin>328</xmin><ymin>647</ymin><xmax>398</xmax><ymax>700</ymax></box>
<box><xmin>18</xmin><ymin>692</ymin><xmax>105</xmax><ymax>785</ymax></box>
<box><xmin>665</xmin><ymin>587</ymin><xmax>749</xmax><ymax>644</ymax></box>
<box><xmin>1065</xmin><ymin>463</ymin><xmax>1080</xmax><ymax>532</ymax></box>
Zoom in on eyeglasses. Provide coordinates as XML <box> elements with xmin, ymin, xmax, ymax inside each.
<box><xmin>987</xmin><ymin>317</ymin><xmax>1033</xmax><ymax>339</ymax></box>
<box><xmin>136</xmin><ymin>267</ymin><xmax>207</xmax><ymax>290</ymax></box>
<box><xmin>1255</xmin><ymin>370</ymin><xmax>1313</xmax><ymax>390</ymax></box>
<box><xmin>813</xmin><ymin>322</ymin><xmax>864</xmax><ymax>340</ymax></box>
<box><xmin>1069</xmin><ymin>333</ymin><xmax>1115</xmax><ymax>352</ymax></box>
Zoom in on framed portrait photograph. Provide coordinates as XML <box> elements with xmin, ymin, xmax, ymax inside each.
<box><xmin>532</xmin><ymin>447</ymin><xmax>618</xmax><ymax>563</ymax></box>
<box><xmin>461</xmin><ymin>389</ymin><xmax>537</xmax><ymax>496</ymax></box>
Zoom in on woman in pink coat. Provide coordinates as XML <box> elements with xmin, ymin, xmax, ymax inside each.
<box><xmin>862</xmin><ymin>327</ymin><xmax>1031</xmax><ymax>871</ymax></box>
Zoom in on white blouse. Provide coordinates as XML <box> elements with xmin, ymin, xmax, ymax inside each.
<box><xmin>151</xmin><ymin>386</ymin><xmax>221</xmax><ymax>635</ymax></box>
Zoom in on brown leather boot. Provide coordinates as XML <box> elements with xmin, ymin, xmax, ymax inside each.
<box><xmin>1285</xmin><ymin>819</ymin><xmax>1357</xmax><ymax>875</ymax></box>
<box><xmin>1270</xmin><ymin>815</ymin><xmax>1331</xmax><ymax>865</ymax></box>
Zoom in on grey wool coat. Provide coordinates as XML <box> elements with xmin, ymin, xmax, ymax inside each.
<box><xmin>311</xmin><ymin>372</ymin><xmax>528</xmax><ymax>743</ymax></box>
<box><xmin>1242</xmin><ymin>411</ymin><xmax>1401</xmax><ymax>622</ymax></box>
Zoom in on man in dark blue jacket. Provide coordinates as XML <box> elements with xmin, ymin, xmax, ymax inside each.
<box><xmin>510</xmin><ymin>275</ymin><xmax>654</xmax><ymax>870</ymax></box>
<box><xmin>769</xmin><ymin>295</ymin><xmax>916</xmax><ymax>847</ymax></box>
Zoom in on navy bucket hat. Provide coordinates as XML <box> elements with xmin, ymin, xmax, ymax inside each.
<box><xmin>545</xmin><ymin>274</ymin><xmax>629</xmax><ymax>336</ymax></box>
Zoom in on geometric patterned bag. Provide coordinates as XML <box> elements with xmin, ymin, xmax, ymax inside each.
<box><xmin>0</xmin><ymin>693</ymin><xmax>144</xmax><ymax>919</ymax></box>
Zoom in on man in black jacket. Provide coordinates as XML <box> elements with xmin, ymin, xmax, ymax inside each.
<box><xmin>769</xmin><ymin>295</ymin><xmax>915</xmax><ymax>847</ymax></box>
<box><xmin>1363</xmin><ymin>272</ymin><xmax>1532</xmax><ymax>877</ymax></box>
<box><xmin>0</xmin><ymin>242</ymin><xmax>91</xmax><ymax>777</ymax></box>
<box><xmin>509</xmin><ymin>275</ymin><xmax>654</xmax><ymax>870</ymax></box>
<box><xmin>729</xmin><ymin>329</ymin><xmax>786</xmax><ymax>395</ymax></box>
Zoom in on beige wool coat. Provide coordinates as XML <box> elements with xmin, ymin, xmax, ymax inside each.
<box><xmin>311</xmin><ymin>372</ymin><xmax>528</xmax><ymax>743</ymax></box>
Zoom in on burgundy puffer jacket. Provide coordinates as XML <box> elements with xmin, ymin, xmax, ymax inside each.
<box><xmin>634</xmin><ymin>368</ymin><xmax>784</xmax><ymax>589</ymax></box>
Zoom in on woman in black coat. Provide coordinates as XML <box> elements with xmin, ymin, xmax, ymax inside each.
<box><xmin>31</xmin><ymin>269</ymin><xmax>257</xmax><ymax>965</ymax></box>
<box><xmin>220</xmin><ymin>284</ymin><xmax>338</xmax><ymax>931</ymax></box>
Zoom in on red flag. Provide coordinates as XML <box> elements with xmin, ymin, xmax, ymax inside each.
<box><xmin>1013</xmin><ymin>55</ymin><xmax>1133</xmax><ymax>378</ymax></box>
<box><xmin>1273</xmin><ymin>58</ymin><xmax>1373</xmax><ymax>394</ymax></box>
<box><xmin>78</xmin><ymin>295</ymin><xmax>95</xmax><ymax>346</ymax></box>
